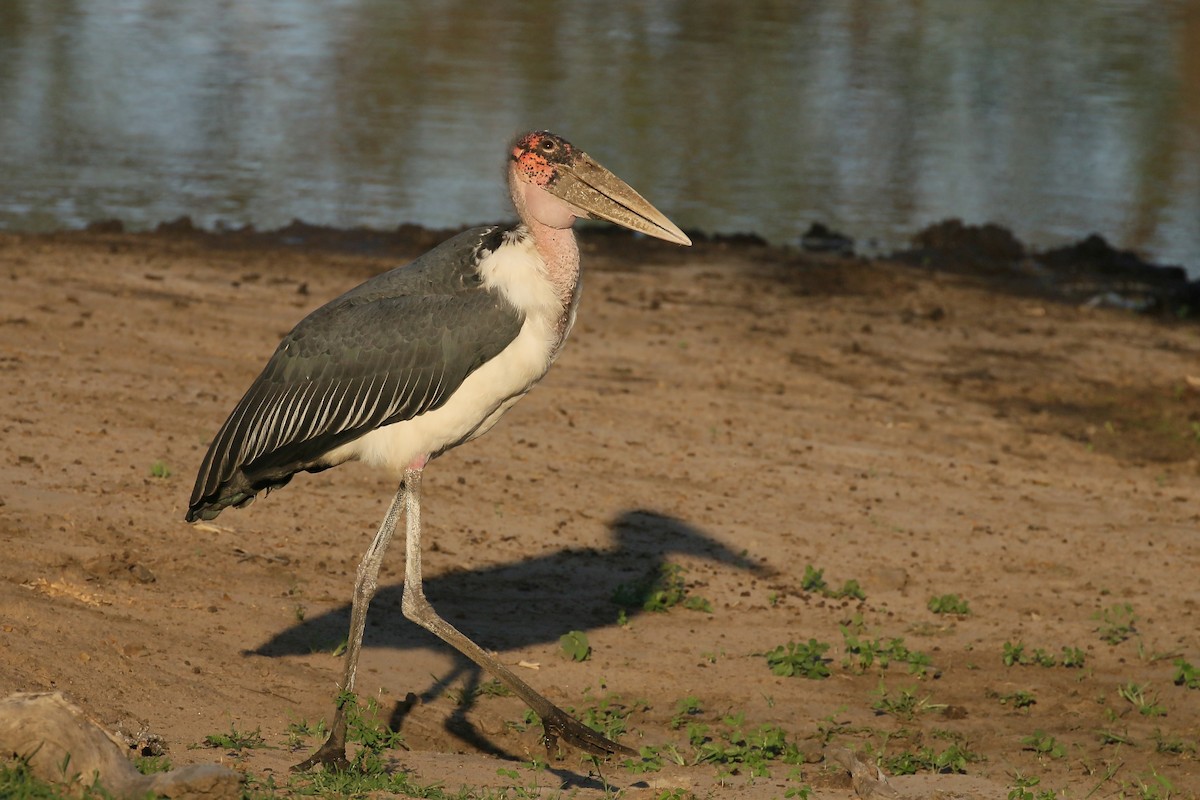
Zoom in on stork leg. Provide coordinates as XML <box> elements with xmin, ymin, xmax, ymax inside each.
<box><xmin>294</xmin><ymin>484</ymin><xmax>405</xmax><ymax>772</ymax></box>
<box><xmin>295</xmin><ymin>466</ymin><xmax>633</xmax><ymax>771</ymax></box>
<box><xmin>399</xmin><ymin>467</ymin><xmax>635</xmax><ymax>759</ymax></box>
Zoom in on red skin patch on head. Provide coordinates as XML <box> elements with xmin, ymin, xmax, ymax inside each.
<box><xmin>513</xmin><ymin>152</ymin><xmax>556</xmax><ymax>186</ymax></box>
<box><xmin>511</xmin><ymin>131</ymin><xmax>575</xmax><ymax>187</ymax></box>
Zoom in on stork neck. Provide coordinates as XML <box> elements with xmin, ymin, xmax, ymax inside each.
<box><xmin>527</xmin><ymin>220</ymin><xmax>581</xmax><ymax>310</ymax></box>
<box><xmin>511</xmin><ymin>174</ymin><xmax>582</xmax><ymax>311</ymax></box>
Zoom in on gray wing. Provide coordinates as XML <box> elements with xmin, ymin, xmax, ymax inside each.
<box><xmin>187</xmin><ymin>226</ymin><xmax>523</xmax><ymax>521</ymax></box>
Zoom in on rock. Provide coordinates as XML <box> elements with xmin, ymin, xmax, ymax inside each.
<box><xmin>0</xmin><ymin>692</ymin><xmax>240</xmax><ymax>799</ymax></box>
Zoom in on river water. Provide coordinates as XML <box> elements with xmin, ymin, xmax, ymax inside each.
<box><xmin>1</xmin><ymin>1</ymin><xmax>1198</xmax><ymax>275</ymax></box>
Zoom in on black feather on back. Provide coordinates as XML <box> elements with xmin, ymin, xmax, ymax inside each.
<box><xmin>187</xmin><ymin>225</ymin><xmax>525</xmax><ymax>521</ymax></box>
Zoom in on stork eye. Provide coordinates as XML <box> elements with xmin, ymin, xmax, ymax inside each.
<box><xmin>540</xmin><ymin>139</ymin><xmax>556</xmax><ymax>152</ymax></box>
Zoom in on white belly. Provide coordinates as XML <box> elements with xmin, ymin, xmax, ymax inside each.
<box><xmin>326</xmin><ymin>313</ymin><xmax>557</xmax><ymax>475</ymax></box>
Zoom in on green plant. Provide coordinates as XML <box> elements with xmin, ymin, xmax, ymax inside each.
<box><xmin>1093</xmin><ymin>603</ymin><xmax>1137</xmax><ymax>644</ymax></box>
<box><xmin>765</xmin><ymin>639</ymin><xmax>831</xmax><ymax>679</ymax></box>
<box><xmin>1</xmin><ymin>755</ymin><xmax>99</xmax><ymax>799</ymax></box>
<box><xmin>1060</xmin><ymin>646</ymin><xmax>1086</xmax><ymax>668</ymax></box>
<box><xmin>133</xmin><ymin>754</ymin><xmax>172</xmax><ymax>774</ymax></box>
<box><xmin>1002</xmin><ymin>641</ymin><xmax>1028</xmax><ymax>666</ymax></box>
<box><xmin>815</xmin><ymin>711</ymin><xmax>853</xmax><ymax>744</ymax></box>
<box><xmin>1118</xmin><ymin>682</ymin><xmax>1166</xmax><ymax>717</ymax></box>
<box><xmin>1153</xmin><ymin>730</ymin><xmax>1194</xmax><ymax>755</ymax></box>
<box><xmin>1127</xmin><ymin>769</ymin><xmax>1176</xmax><ymax>800</ymax></box>
<box><xmin>1172</xmin><ymin>657</ymin><xmax>1199</xmax><ymax>689</ymax></box>
<box><xmin>879</xmin><ymin>743</ymin><xmax>978</xmax><ymax>775</ymax></box>
<box><xmin>670</xmin><ymin>696</ymin><xmax>703</xmax><ymax>729</ymax></box>
<box><xmin>341</xmin><ymin>693</ymin><xmax>406</xmax><ymax>773</ymax></box>
<box><xmin>201</xmin><ymin>724</ymin><xmax>266</xmax><ymax>752</ymax></box>
<box><xmin>1021</xmin><ymin>730</ymin><xmax>1066</xmax><ymax>760</ymax></box>
<box><xmin>622</xmin><ymin>744</ymin><xmax>667</xmax><ymax>774</ymax></box>
<box><xmin>559</xmin><ymin>630</ymin><xmax>591</xmax><ymax>661</ymax></box>
<box><xmin>284</xmin><ymin>760</ymin><xmax>426</xmax><ymax>796</ymax></box>
<box><xmin>799</xmin><ymin>565</ymin><xmax>866</xmax><ymax>601</ymax></box>
<box><xmin>800</xmin><ymin>564</ymin><xmax>827</xmax><ymax>593</ymax></box>
<box><xmin>1029</xmin><ymin>648</ymin><xmax>1056</xmax><ymax>667</ymax></box>
<box><xmin>569</xmin><ymin>687</ymin><xmax>646</xmax><ymax>745</ymax></box>
<box><xmin>689</xmin><ymin>714</ymin><xmax>804</xmax><ymax>777</ymax></box>
<box><xmin>477</xmin><ymin>678</ymin><xmax>513</xmax><ymax>698</ymax></box>
<box><xmin>995</xmin><ymin>690</ymin><xmax>1037</xmax><ymax>709</ymax></box>
<box><xmin>841</xmin><ymin>629</ymin><xmax>932</xmax><ymax>676</ymax></box>
<box><xmin>1007</xmin><ymin>771</ymin><xmax>1057</xmax><ymax>800</ymax></box>
<box><xmin>871</xmin><ymin>685</ymin><xmax>945</xmax><ymax>720</ymax></box>
<box><xmin>285</xmin><ymin>717</ymin><xmax>327</xmax><ymax>751</ymax></box>
<box><xmin>612</xmin><ymin>563</ymin><xmax>712</xmax><ymax>613</ymax></box>
<box><xmin>832</xmin><ymin>579</ymin><xmax>866</xmax><ymax>601</ymax></box>
<box><xmin>1097</xmin><ymin>728</ymin><xmax>1131</xmax><ymax>746</ymax></box>
<box><xmin>653</xmin><ymin>789</ymin><xmax>699</xmax><ymax>800</ymax></box>
<box><xmin>149</xmin><ymin>460</ymin><xmax>171</xmax><ymax>478</ymax></box>
<box><xmin>927</xmin><ymin>594</ymin><xmax>971</xmax><ymax>615</ymax></box>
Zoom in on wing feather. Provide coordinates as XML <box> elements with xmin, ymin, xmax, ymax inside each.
<box><xmin>187</xmin><ymin>226</ymin><xmax>525</xmax><ymax>521</ymax></box>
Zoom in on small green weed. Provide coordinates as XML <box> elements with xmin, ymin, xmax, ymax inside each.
<box><xmin>1007</xmin><ymin>772</ymin><xmax>1057</xmax><ymax>800</ymax></box>
<box><xmin>800</xmin><ymin>564</ymin><xmax>866</xmax><ymax>601</ymax></box>
<box><xmin>1127</xmin><ymin>769</ymin><xmax>1176</xmax><ymax>800</ymax></box>
<box><xmin>613</xmin><ymin>563</ymin><xmax>713</xmax><ymax>613</ymax></box>
<box><xmin>1172</xmin><ymin>657</ymin><xmax>1199</xmax><ymax>689</ymax></box>
<box><xmin>201</xmin><ymin>724</ymin><xmax>266</xmax><ymax>752</ymax></box>
<box><xmin>993</xmin><ymin>689</ymin><xmax>1037</xmax><ymax>709</ymax></box>
<box><xmin>570</xmin><ymin>687</ymin><xmax>646</xmax><ymax>744</ymax></box>
<box><xmin>1002</xmin><ymin>641</ymin><xmax>1026</xmax><ymax>666</ymax></box>
<box><xmin>842</xmin><ymin>629</ymin><xmax>933</xmax><ymax>676</ymax></box>
<box><xmin>477</xmin><ymin>678</ymin><xmax>513</xmax><ymax>698</ymax></box>
<box><xmin>1031</xmin><ymin>648</ymin><xmax>1056</xmax><ymax>667</ymax></box>
<box><xmin>133</xmin><ymin>754</ymin><xmax>172</xmax><ymax>775</ymax></box>
<box><xmin>878</xmin><ymin>743</ymin><xmax>978</xmax><ymax>775</ymax></box>
<box><xmin>653</xmin><ymin>789</ymin><xmax>700</xmax><ymax>800</ymax></box>
<box><xmin>670</xmin><ymin>696</ymin><xmax>704</xmax><ymax>729</ymax></box>
<box><xmin>1093</xmin><ymin>603</ymin><xmax>1137</xmax><ymax>644</ymax></box>
<box><xmin>1004</xmin><ymin>641</ymin><xmax>1082</xmax><ymax>668</ymax></box>
<box><xmin>149</xmin><ymin>460</ymin><xmax>171</xmax><ymax>478</ymax></box>
<box><xmin>1118</xmin><ymin>682</ymin><xmax>1166</xmax><ymax>717</ymax></box>
<box><xmin>815</xmin><ymin>711</ymin><xmax>853</xmax><ymax>744</ymax></box>
<box><xmin>1153</xmin><ymin>730</ymin><xmax>1195</xmax><ymax>755</ymax></box>
<box><xmin>1021</xmin><ymin>730</ymin><xmax>1066</xmax><ymax>760</ymax></box>
<box><xmin>832</xmin><ymin>579</ymin><xmax>866</xmax><ymax>601</ymax></box>
<box><xmin>559</xmin><ymin>630</ymin><xmax>591</xmax><ymax>662</ymax></box>
<box><xmin>927</xmin><ymin>594</ymin><xmax>971</xmax><ymax>615</ymax></box>
<box><xmin>341</xmin><ymin>693</ymin><xmax>406</xmax><ymax>773</ymax></box>
<box><xmin>765</xmin><ymin>639</ymin><xmax>831</xmax><ymax>679</ymax></box>
<box><xmin>1097</xmin><ymin>728</ymin><xmax>1131</xmax><ymax>746</ymax></box>
<box><xmin>284</xmin><ymin>717</ymin><xmax>327</xmax><ymax>751</ymax></box>
<box><xmin>689</xmin><ymin>713</ymin><xmax>804</xmax><ymax>777</ymax></box>
<box><xmin>289</xmin><ymin>763</ymin><xmax>425</xmax><ymax>796</ymax></box>
<box><xmin>2</xmin><ymin>755</ymin><xmax>114</xmax><ymax>799</ymax></box>
<box><xmin>871</xmin><ymin>685</ymin><xmax>946</xmax><ymax>720</ymax></box>
<box><xmin>1060</xmin><ymin>646</ymin><xmax>1086</xmax><ymax>668</ymax></box>
<box><xmin>800</xmin><ymin>564</ymin><xmax>827</xmax><ymax>593</ymax></box>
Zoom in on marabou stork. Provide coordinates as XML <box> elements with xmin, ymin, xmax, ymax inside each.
<box><xmin>186</xmin><ymin>131</ymin><xmax>691</xmax><ymax>768</ymax></box>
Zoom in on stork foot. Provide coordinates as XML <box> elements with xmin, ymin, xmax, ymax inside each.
<box><xmin>292</xmin><ymin>727</ymin><xmax>349</xmax><ymax>772</ymax></box>
<box><xmin>541</xmin><ymin>707</ymin><xmax>637</xmax><ymax>759</ymax></box>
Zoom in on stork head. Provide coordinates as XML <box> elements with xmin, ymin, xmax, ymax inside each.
<box><xmin>509</xmin><ymin>130</ymin><xmax>691</xmax><ymax>246</ymax></box>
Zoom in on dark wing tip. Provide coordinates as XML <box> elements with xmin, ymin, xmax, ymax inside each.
<box><xmin>186</xmin><ymin>481</ymin><xmax>258</xmax><ymax>523</ymax></box>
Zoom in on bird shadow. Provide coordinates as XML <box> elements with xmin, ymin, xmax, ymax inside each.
<box><xmin>252</xmin><ymin>508</ymin><xmax>766</xmax><ymax>765</ymax></box>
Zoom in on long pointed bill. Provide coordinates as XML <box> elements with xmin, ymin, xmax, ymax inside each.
<box><xmin>549</xmin><ymin>151</ymin><xmax>692</xmax><ymax>246</ymax></box>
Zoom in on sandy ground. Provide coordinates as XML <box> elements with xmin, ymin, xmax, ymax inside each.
<box><xmin>1</xmin><ymin>225</ymin><xmax>1198</xmax><ymax>799</ymax></box>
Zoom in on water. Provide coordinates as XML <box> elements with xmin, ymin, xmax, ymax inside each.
<box><xmin>1</xmin><ymin>1</ymin><xmax>1198</xmax><ymax>276</ymax></box>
